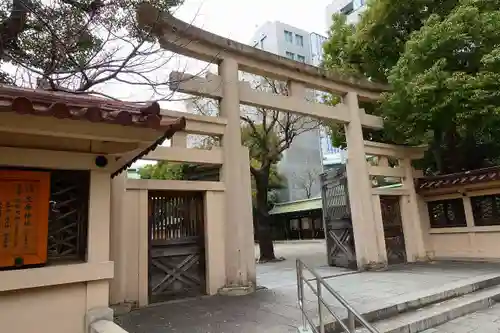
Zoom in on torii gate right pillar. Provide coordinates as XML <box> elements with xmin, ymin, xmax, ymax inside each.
<box><xmin>344</xmin><ymin>92</ymin><xmax>388</xmax><ymax>270</ymax></box>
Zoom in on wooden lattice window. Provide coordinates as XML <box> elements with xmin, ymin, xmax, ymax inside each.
<box><xmin>48</xmin><ymin>170</ymin><xmax>90</xmax><ymax>262</ymax></box>
<box><xmin>427</xmin><ymin>199</ymin><xmax>467</xmax><ymax>228</ymax></box>
<box><xmin>471</xmin><ymin>194</ymin><xmax>500</xmax><ymax>226</ymax></box>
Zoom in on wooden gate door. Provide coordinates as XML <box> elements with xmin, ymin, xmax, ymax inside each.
<box><xmin>148</xmin><ymin>191</ymin><xmax>205</xmax><ymax>303</ymax></box>
<box><xmin>320</xmin><ymin>166</ymin><xmax>357</xmax><ymax>269</ymax></box>
<box><xmin>380</xmin><ymin>196</ymin><xmax>406</xmax><ymax>265</ymax></box>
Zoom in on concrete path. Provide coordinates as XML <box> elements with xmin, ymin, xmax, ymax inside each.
<box><xmin>422</xmin><ymin>303</ymin><xmax>500</xmax><ymax>333</ymax></box>
<box><xmin>116</xmin><ymin>242</ymin><xmax>500</xmax><ymax>333</ymax></box>
<box><xmin>255</xmin><ymin>240</ymin><xmax>352</xmax><ymax>289</ymax></box>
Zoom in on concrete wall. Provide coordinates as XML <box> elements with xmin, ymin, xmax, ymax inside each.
<box><xmin>110</xmin><ymin>147</ymin><xmax>256</xmax><ymax>306</ymax></box>
<box><xmin>110</xmin><ymin>185</ymin><xmax>239</xmax><ymax>305</ymax></box>
<box><xmin>0</xmin><ymin>283</ymin><xmax>87</xmax><ymax>333</ymax></box>
<box><xmin>423</xmin><ymin>187</ymin><xmax>500</xmax><ymax>261</ymax></box>
<box><xmin>429</xmin><ymin>232</ymin><xmax>500</xmax><ymax>260</ymax></box>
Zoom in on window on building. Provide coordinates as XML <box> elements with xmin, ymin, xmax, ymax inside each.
<box><xmin>285</xmin><ymin>51</ymin><xmax>295</xmax><ymax>60</ymax></box>
<box><xmin>301</xmin><ymin>218</ymin><xmax>311</xmax><ymax>230</ymax></box>
<box><xmin>295</xmin><ymin>34</ymin><xmax>304</xmax><ymax>47</ymax></box>
<box><xmin>427</xmin><ymin>199</ymin><xmax>467</xmax><ymax>228</ymax></box>
<box><xmin>471</xmin><ymin>194</ymin><xmax>500</xmax><ymax>226</ymax></box>
<box><xmin>297</xmin><ymin>55</ymin><xmax>306</xmax><ymax>63</ymax></box>
<box><xmin>340</xmin><ymin>1</ymin><xmax>354</xmax><ymax>15</ymax></box>
<box><xmin>284</xmin><ymin>30</ymin><xmax>293</xmax><ymax>43</ymax></box>
<box><xmin>314</xmin><ymin>218</ymin><xmax>322</xmax><ymax>230</ymax></box>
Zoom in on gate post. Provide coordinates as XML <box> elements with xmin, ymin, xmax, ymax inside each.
<box><xmin>399</xmin><ymin>159</ymin><xmax>428</xmax><ymax>262</ymax></box>
<box><xmin>344</xmin><ymin>92</ymin><xmax>387</xmax><ymax>270</ymax></box>
<box><xmin>218</xmin><ymin>57</ymin><xmax>254</xmax><ymax>293</ymax></box>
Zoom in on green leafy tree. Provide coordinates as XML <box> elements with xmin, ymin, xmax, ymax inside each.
<box><xmin>323</xmin><ymin>0</ymin><xmax>459</xmax><ymax>83</ymax></box>
<box><xmin>383</xmin><ymin>0</ymin><xmax>500</xmax><ymax>173</ymax></box>
<box><xmin>323</xmin><ymin>0</ymin><xmax>500</xmax><ymax>174</ymax></box>
<box><xmin>1</xmin><ymin>0</ymin><xmax>183</xmax><ymax>99</ymax></box>
<box><xmin>138</xmin><ymin>161</ymin><xmax>184</xmax><ymax>180</ymax></box>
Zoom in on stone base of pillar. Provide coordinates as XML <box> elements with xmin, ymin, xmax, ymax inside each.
<box><xmin>413</xmin><ymin>254</ymin><xmax>433</xmax><ymax>263</ymax></box>
<box><xmin>86</xmin><ymin>307</ymin><xmax>114</xmax><ymax>333</ymax></box>
<box><xmin>360</xmin><ymin>261</ymin><xmax>388</xmax><ymax>271</ymax></box>
<box><xmin>110</xmin><ymin>302</ymin><xmax>135</xmax><ymax>316</ymax></box>
<box><xmin>218</xmin><ymin>284</ymin><xmax>255</xmax><ymax>296</ymax></box>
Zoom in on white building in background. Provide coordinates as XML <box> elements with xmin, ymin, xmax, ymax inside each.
<box><xmin>249</xmin><ymin>22</ymin><xmax>328</xmax><ymax>202</ymax></box>
<box><xmin>319</xmin><ymin>128</ymin><xmax>347</xmax><ymax>169</ymax></box>
<box><xmin>326</xmin><ymin>0</ymin><xmax>367</xmax><ymax>28</ymax></box>
<box><xmin>248</xmin><ymin>22</ymin><xmax>347</xmax><ymax>198</ymax></box>
<box><xmin>250</xmin><ymin>21</ymin><xmax>313</xmax><ymax>63</ymax></box>
<box><xmin>310</xmin><ymin>33</ymin><xmax>328</xmax><ymax>67</ymax></box>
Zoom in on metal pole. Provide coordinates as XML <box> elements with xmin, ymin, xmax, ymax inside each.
<box><xmin>317</xmin><ymin>278</ymin><xmax>325</xmax><ymax>333</ymax></box>
<box><xmin>297</xmin><ymin>260</ymin><xmax>307</xmax><ymax>330</ymax></box>
<box><xmin>296</xmin><ymin>259</ymin><xmax>301</xmax><ymax>302</ymax></box>
<box><xmin>347</xmin><ymin>310</ymin><xmax>356</xmax><ymax>332</ymax></box>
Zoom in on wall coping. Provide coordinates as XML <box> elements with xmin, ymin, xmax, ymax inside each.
<box><xmin>126</xmin><ymin>179</ymin><xmax>225</xmax><ymax>192</ymax></box>
<box><xmin>0</xmin><ymin>261</ymin><xmax>114</xmax><ymax>292</ymax></box>
<box><xmin>429</xmin><ymin>225</ymin><xmax>500</xmax><ymax>234</ymax></box>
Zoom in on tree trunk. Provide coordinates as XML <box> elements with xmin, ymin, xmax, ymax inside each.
<box><xmin>254</xmin><ymin>169</ymin><xmax>276</xmax><ymax>261</ymax></box>
<box><xmin>431</xmin><ymin>129</ymin><xmax>445</xmax><ymax>174</ymax></box>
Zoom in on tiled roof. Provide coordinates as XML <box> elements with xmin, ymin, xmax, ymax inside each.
<box><xmin>0</xmin><ymin>84</ymin><xmax>172</xmax><ymax>129</ymax></box>
<box><xmin>111</xmin><ymin>116</ymin><xmax>186</xmax><ymax>178</ymax></box>
<box><xmin>416</xmin><ymin>166</ymin><xmax>500</xmax><ymax>191</ymax></box>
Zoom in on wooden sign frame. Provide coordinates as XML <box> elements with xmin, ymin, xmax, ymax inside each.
<box><xmin>0</xmin><ymin>170</ymin><xmax>50</xmax><ymax>268</ymax></box>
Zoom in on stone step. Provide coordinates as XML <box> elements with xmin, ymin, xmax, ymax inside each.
<box><xmin>357</xmin><ymin>284</ymin><xmax>500</xmax><ymax>333</ymax></box>
<box><xmin>325</xmin><ymin>273</ymin><xmax>500</xmax><ymax>332</ymax></box>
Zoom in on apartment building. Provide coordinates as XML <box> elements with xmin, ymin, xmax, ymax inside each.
<box><xmin>249</xmin><ymin>22</ymin><xmax>324</xmax><ymax>201</ymax></box>
<box><xmin>326</xmin><ymin>0</ymin><xmax>367</xmax><ymax>28</ymax></box>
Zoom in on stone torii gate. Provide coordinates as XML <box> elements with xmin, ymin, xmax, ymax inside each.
<box><xmin>135</xmin><ymin>3</ymin><xmax>428</xmax><ymax>290</ymax></box>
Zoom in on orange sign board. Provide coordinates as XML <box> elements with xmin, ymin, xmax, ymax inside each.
<box><xmin>0</xmin><ymin>171</ymin><xmax>50</xmax><ymax>268</ymax></box>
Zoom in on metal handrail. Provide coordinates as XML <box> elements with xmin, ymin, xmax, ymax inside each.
<box><xmin>296</xmin><ymin>259</ymin><xmax>379</xmax><ymax>333</ymax></box>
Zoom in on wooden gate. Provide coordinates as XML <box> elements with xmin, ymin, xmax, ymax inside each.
<box><xmin>148</xmin><ymin>191</ymin><xmax>205</xmax><ymax>303</ymax></box>
<box><xmin>320</xmin><ymin>166</ymin><xmax>357</xmax><ymax>269</ymax></box>
<box><xmin>380</xmin><ymin>196</ymin><xmax>406</xmax><ymax>264</ymax></box>
<box><xmin>321</xmin><ymin>167</ymin><xmax>407</xmax><ymax>268</ymax></box>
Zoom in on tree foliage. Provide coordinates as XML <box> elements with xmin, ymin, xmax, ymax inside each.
<box><xmin>249</xmin><ymin>158</ymin><xmax>285</xmax><ymax>206</ymax></box>
<box><xmin>323</xmin><ymin>0</ymin><xmax>500</xmax><ymax>174</ymax></box>
<box><xmin>0</xmin><ymin>0</ymin><xmax>183</xmax><ymax>99</ymax></box>
<box><xmin>383</xmin><ymin>0</ymin><xmax>500</xmax><ymax>173</ymax></box>
<box><xmin>138</xmin><ymin>161</ymin><xmax>184</xmax><ymax>180</ymax></box>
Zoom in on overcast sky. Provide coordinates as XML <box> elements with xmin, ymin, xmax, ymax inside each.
<box><xmin>174</xmin><ymin>0</ymin><xmax>333</xmax><ymax>43</ymax></box>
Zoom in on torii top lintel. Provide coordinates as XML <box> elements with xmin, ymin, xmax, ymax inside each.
<box><xmin>135</xmin><ymin>2</ymin><xmax>390</xmax><ymax>101</ymax></box>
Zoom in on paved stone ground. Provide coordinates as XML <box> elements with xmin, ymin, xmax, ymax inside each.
<box><xmin>117</xmin><ymin>241</ymin><xmax>500</xmax><ymax>333</ymax></box>
<box><xmin>255</xmin><ymin>240</ymin><xmax>351</xmax><ymax>289</ymax></box>
<box><xmin>422</xmin><ymin>303</ymin><xmax>500</xmax><ymax>333</ymax></box>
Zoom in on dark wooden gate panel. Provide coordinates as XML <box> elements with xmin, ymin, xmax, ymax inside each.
<box><xmin>321</xmin><ymin>167</ymin><xmax>408</xmax><ymax>268</ymax></box>
<box><xmin>320</xmin><ymin>166</ymin><xmax>357</xmax><ymax>269</ymax></box>
<box><xmin>148</xmin><ymin>191</ymin><xmax>205</xmax><ymax>303</ymax></box>
<box><xmin>380</xmin><ymin>196</ymin><xmax>406</xmax><ymax>264</ymax></box>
